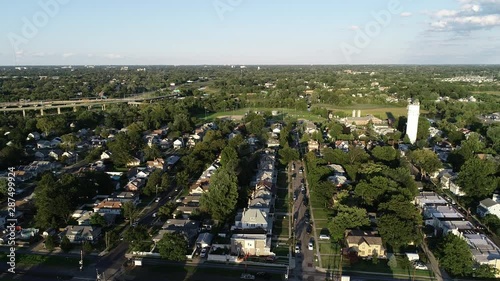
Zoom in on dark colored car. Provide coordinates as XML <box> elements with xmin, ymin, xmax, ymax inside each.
<box><xmin>306</xmin><ymin>223</ymin><xmax>312</xmax><ymax>234</ymax></box>
<box><xmin>303</xmin><ymin>196</ymin><xmax>309</xmax><ymax>206</ymax></box>
<box><xmin>256</xmin><ymin>272</ymin><xmax>271</xmax><ymax>280</ymax></box>
<box><xmin>305</xmin><ymin>209</ymin><xmax>310</xmax><ymax>219</ymax></box>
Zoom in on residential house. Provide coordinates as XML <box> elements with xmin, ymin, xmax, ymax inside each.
<box><xmin>414</xmin><ymin>192</ymin><xmax>447</xmax><ymax>208</ymax></box>
<box><xmin>173</xmin><ymin>139</ymin><xmax>184</xmax><ymax>149</ymax></box>
<box><xmin>153</xmin><ymin>219</ymin><xmax>200</xmax><ymax>246</ymax></box>
<box><xmin>147</xmin><ymin>158</ymin><xmax>166</xmax><ymax>171</ymax></box>
<box><xmin>160</xmin><ymin>138</ymin><xmax>173</xmax><ymax>149</ymax></box>
<box><xmin>93</xmin><ymin>201</ymin><xmax>122</xmax><ymax>215</ymax></box>
<box><xmin>48</xmin><ymin>149</ymin><xmax>63</xmax><ymax>161</ymax></box>
<box><xmin>304</xmin><ymin>122</ymin><xmax>318</xmax><ymax>134</ymax></box>
<box><xmin>125</xmin><ymin>178</ymin><xmax>146</xmax><ymax>192</ymax></box>
<box><xmin>345</xmin><ymin>230</ymin><xmax>386</xmax><ymax>258</ymax></box>
<box><xmin>166</xmin><ymin>155</ymin><xmax>181</xmax><ymax>170</ymax></box>
<box><xmin>36</xmin><ymin>140</ymin><xmax>52</xmax><ymax>149</ymax></box>
<box><xmin>307</xmin><ymin>140</ymin><xmax>320</xmax><ymax>152</ymax></box>
<box><xmin>60</xmin><ymin>225</ymin><xmax>101</xmax><ymax>244</ymax></box>
<box><xmin>126</xmin><ymin>157</ymin><xmax>141</xmax><ymax>167</ymax></box>
<box><xmin>462</xmin><ymin>232</ymin><xmax>500</xmax><ymax>277</ymax></box>
<box><xmin>266</xmin><ymin>138</ymin><xmax>280</xmax><ymax>148</ymax></box>
<box><xmin>477</xmin><ymin>198</ymin><xmax>500</xmax><ymax>219</ymax></box>
<box><xmin>196</xmin><ymin>232</ymin><xmax>213</xmax><ymax>248</ymax></box>
<box><xmin>234</xmin><ymin>208</ymin><xmax>270</xmax><ymax>233</ymax></box>
<box><xmin>231</xmin><ymin>234</ymin><xmax>272</xmax><ymax>256</ymax></box>
<box><xmin>90</xmin><ymin>138</ymin><xmax>107</xmax><ymax>148</ymax></box>
<box><xmin>109</xmin><ymin>191</ymin><xmax>140</xmax><ymax>205</ymax></box>
<box><xmin>27</xmin><ymin>132</ymin><xmax>41</xmax><ymax>141</ymax></box>
<box><xmin>100</xmin><ymin>151</ymin><xmax>112</xmax><ymax>160</ymax></box>
<box><xmin>189</xmin><ymin>180</ymin><xmax>210</xmax><ymax>195</ymax></box>
<box><xmin>440</xmin><ymin>171</ymin><xmax>465</xmax><ymax>196</ymax></box>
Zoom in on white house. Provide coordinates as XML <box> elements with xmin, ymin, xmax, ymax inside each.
<box><xmin>477</xmin><ymin>198</ymin><xmax>500</xmax><ymax>219</ymax></box>
<box><xmin>126</xmin><ymin>157</ymin><xmax>141</xmax><ymax>167</ymax></box>
<box><xmin>100</xmin><ymin>151</ymin><xmax>112</xmax><ymax>160</ymax></box>
<box><xmin>235</xmin><ymin>208</ymin><xmax>269</xmax><ymax>232</ymax></box>
<box><xmin>27</xmin><ymin>132</ymin><xmax>41</xmax><ymax>141</ymax></box>
<box><xmin>173</xmin><ymin>139</ymin><xmax>184</xmax><ymax>149</ymax></box>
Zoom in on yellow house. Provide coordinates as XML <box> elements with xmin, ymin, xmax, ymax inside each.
<box><xmin>345</xmin><ymin>230</ymin><xmax>386</xmax><ymax>258</ymax></box>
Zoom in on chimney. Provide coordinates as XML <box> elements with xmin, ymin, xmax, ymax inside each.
<box><xmin>352</xmin><ymin>110</ymin><xmax>356</xmax><ymax>117</ymax></box>
<box><xmin>357</xmin><ymin>110</ymin><xmax>361</xmax><ymax>118</ymax></box>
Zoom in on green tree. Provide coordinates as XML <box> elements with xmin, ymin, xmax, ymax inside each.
<box><xmin>407</xmin><ymin>149</ymin><xmax>442</xmax><ymax>180</ymax></box>
<box><xmin>124</xmin><ymin>225</ymin><xmax>151</xmax><ymax>251</ymax></box>
<box><xmin>60</xmin><ymin>236</ymin><xmax>72</xmax><ymax>252</ymax></box>
<box><xmin>158</xmin><ymin>202</ymin><xmax>177</xmax><ymax>219</ymax></box>
<box><xmin>417</xmin><ymin>117</ymin><xmax>430</xmax><ymax>141</ymax></box>
<box><xmin>176</xmin><ymin>170</ymin><xmax>189</xmax><ymax>190</ymax></box>
<box><xmin>437</xmin><ymin>234</ymin><xmax>474</xmax><ymax>277</ymax></box>
<box><xmin>89</xmin><ymin>213</ymin><xmax>107</xmax><ymax>227</ymax></box>
<box><xmin>143</xmin><ymin>145</ymin><xmax>161</xmax><ymax>161</ymax></box>
<box><xmin>44</xmin><ymin>235</ymin><xmax>56</xmax><ymax>251</ymax></box>
<box><xmin>200</xmin><ymin>167</ymin><xmax>238</xmax><ymax>221</ymax></box>
<box><xmin>82</xmin><ymin>241</ymin><xmax>93</xmax><ymax>254</ymax></box>
<box><xmin>328</xmin><ymin>204</ymin><xmax>369</xmax><ymax>241</ymax></box>
<box><xmin>143</xmin><ymin>169</ymin><xmax>163</xmax><ymax>196</ymax></box>
<box><xmin>108</xmin><ymin>133</ymin><xmax>134</xmax><ymax>167</ymax></box>
<box><xmin>157</xmin><ymin>232</ymin><xmax>188</xmax><ymax>261</ymax></box>
<box><xmin>61</xmin><ymin>133</ymin><xmax>79</xmax><ymax>151</ymax></box>
<box><xmin>123</xmin><ymin>201</ymin><xmax>138</xmax><ymax>226</ymax></box>
<box><xmin>220</xmin><ymin>146</ymin><xmax>239</xmax><ymax>172</ymax></box>
<box><xmin>279</xmin><ymin>145</ymin><xmax>300</xmax><ymax>165</ymax></box>
<box><xmin>457</xmin><ymin>158</ymin><xmax>497</xmax><ymax>198</ymax></box>
<box><xmin>354</xmin><ymin>176</ymin><xmax>399</xmax><ymax>206</ymax></box>
<box><xmin>346</xmin><ymin>146</ymin><xmax>369</xmax><ymax>165</ymax></box>
<box><xmin>371</xmin><ymin>146</ymin><xmax>397</xmax><ymax>163</ymax></box>
<box><xmin>323</xmin><ymin>147</ymin><xmax>348</xmax><ymax>165</ymax></box>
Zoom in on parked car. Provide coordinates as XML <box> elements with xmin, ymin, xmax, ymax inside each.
<box><xmin>412</xmin><ymin>261</ymin><xmax>428</xmax><ymax>270</ymax></box>
<box><xmin>241</xmin><ymin>273</ymin><xmax>255</xmax><ymax>280</ymax></box>
<box><xmin>319</xmin><ymin>234</ymin><xmax>330</xmax><ymax>240</ymax></box>
<box><xmin>152</xmin><ymin>212</ymin><xmax>157</xmax><ymax>218</ymax></box>
<box><xmin>256</xmin><ymin>272</ymin><xmax>271</xmax><ymax>280</ymax></box>
<box><xmin>308</xmin><ymin>238</ymin><xmax>314</xmax><ymax>250</ymax></box>
<box><xmin>155</xmin><ymin>197</ymin><xmax>160</xmax><ymax>203</ymax></box>
<box><xmin>303</xmin><ymin>197</ymin><xmax>309</xmax><ymax>206</ymax></box>
<box><xmin>295</xmin><ymin>242</ymin><xmax>301</xmax><ymax>254</ymax></box>
<box><xmin>200</xmin><ymin>248</ymin><xmax>208</xmax><ymax>258</ymax></box>
<box><xmin>306</xmin><ymin>224</ymin><xmax>312</xmax><ymax>234</ymax></box>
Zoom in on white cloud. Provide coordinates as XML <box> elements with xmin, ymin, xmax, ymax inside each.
<box><xmin>87</xmin><ymin>54</ymin><xmax>94</xmax><ymax>58</ymax></box>
<box><xmin>104</xmin><ymin>53</ymin><xmax>123</xmax><ymax>59</ymax></box>
<box><xmin>62</xmin><ymin>52</ymin><xmax>75</xmax><ymax>58</ymax></box>
<box><xmin>349</xmin><ymin>25</ymin><xmax>360</xmax><ymax>30</ymax></box>
<box><xmin>15</xmin><ymin>50</ymin><xmax>24</xmax><ymax>57</ymax></box>
<box><xmin>429</xmin><ymin>0</ymin><xmax>500</xmax><ymax>32</ymax></box>
<box><xmin>400</xmin><ymin>12</ymin><xmax>412</xmax><ymax>17</ymax></box>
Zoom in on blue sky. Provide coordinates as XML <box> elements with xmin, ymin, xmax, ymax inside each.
<box><xmin>1</xmin><ymin>0</ymin><xmax>500</xmax><ymax>65</ymax></box>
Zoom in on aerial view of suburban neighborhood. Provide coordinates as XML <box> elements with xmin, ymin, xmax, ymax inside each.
<box><xmin>1</xmin><ymin>1</ymin><xmax>500</xmax><ymax>281</ymax></box>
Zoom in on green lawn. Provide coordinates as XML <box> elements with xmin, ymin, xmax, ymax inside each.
<box><xmin>345</xmin><ymin>260</ymin><xmax>434</xmax><ymax>279</ymax></box>
<box><xmin>273</xmin><ymin>245</ymin><xmax>290</xmax><ymax>257</ymax></box>
<box><xmin>311</xmin><ymin>208</ymin><xmax>331</xmax><ymax>220</ymax></box>
<box><xmin>203</xmin><ymin>107</ymin><xmax>327</xmax><ymax>122</ymax></box>
<box><xmin>318</xmin><ymin>242</ymin><xmax>340</xmax><ymax>255</ymax></box>
<box><xmin>314</xmin><ymin>219</ymin><xmax>330</xmax><ymax>230</ymax></box>
<box><xmin>0</xmin><ymin>253</ymin><xmax>91</xmax><ymax>267</ymax></box>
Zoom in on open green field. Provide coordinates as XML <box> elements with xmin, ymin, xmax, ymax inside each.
<box><xmin>311</xmin><ymin>208</ymin><xmax>331</xmax><ymax>220</ymax></box>
<box><xmin>316</xmin><ymin>103</ymin><xmax>412</xmax><ymax>119</ymax></box>
<box><xmin>318</xmin><ymin>242</ymin><xmax>340</xmax><ymax>255</ymax></box>
<box><xmin>203</xmin><ymin>107</ymin><xmax>327</xmax><ymax>122</ymax></box>
<box><xmin>0</xmin><ymin>253</ymin><xmax>91</xmax><ymax>267</ymax></box>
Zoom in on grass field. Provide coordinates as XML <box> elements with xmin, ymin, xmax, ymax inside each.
<box><xmin>310</xmin><ymin>208</ymin><xmax>331</xmax><ymax>220</ymax></box>
<box><xmin>203</xmin><ymin>107</ymin><xmax>327</xmax><ymax>122</ymax></box>
<box><xmin>315</xmin><ymin>103</ymin><xmax>411</xmax><ymax>119</ymax></box>
<box><xmin>0</xmin><ymin>253</ymin><xmax>90</xmax><ymax>267</ymax></box>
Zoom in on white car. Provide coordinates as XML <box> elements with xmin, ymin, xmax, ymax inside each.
<box><xmin>308</xmin><ymin>239</ymin><xmax>314</xmax><ymax>250</ymax></box>
<box><xmin>319</xmin><ymin>234</ymin><xmax>330</xmax><ymax>240</ymax></box>
<box><xmin>152</xmin><ymin>212</ymin><xmax>157</xmax><ymax>218</ymax></box>
<box><xmin>295</xmin><ymin>243</ymin><xmax>301</xmax><ymax>254</ymax></box>
<box><xmin>412</xmin><ymin>261</ymin><xmax>428</xmax><ymax>270</ymax></box>
<box><xmin>155</xmin><ymin>197</ymin><xmax>160</xmax><ymax>203</ymax></box>
<box><xmin>200</xmin><ymin>248</ymin><xmax>208</xmax><ymax>258</ymax></box>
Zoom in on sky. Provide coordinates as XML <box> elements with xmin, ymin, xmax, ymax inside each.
<box><xmin>1</xmin><ymin>0</ymin><xmax>500</xmax><ymax>65</ymax></box>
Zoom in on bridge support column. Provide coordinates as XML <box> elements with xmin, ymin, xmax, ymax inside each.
<box><xmin>102</xmin><ymin>104</ymin><xmax>106</xmax><ymax>111</ymax></box>
<box><xmin>40</xmin><ymin>109</ymin><xmax>44</xmax><ymax>116</ymax></box>
<box><xmin>73</xmin><ymin>106</ymin><xmax>77</xmax><ymax>112</ymax></box>
<box><xmin>88</xmin><ymin>105</ymin><xmax>92</xmax><ymax>110</ymax></box>
<box><xmin>22</xmin><ymin>110</ymin><xmax>26</xmax><ymax>118</ymax></box>
<box><xmin>57</xmin><ymin>107</ymin><xmax>61</xmax><ymax>114</ymax></box>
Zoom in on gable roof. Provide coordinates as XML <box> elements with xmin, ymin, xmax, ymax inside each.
<box><xmin>346</xmin><ymin>230</ymin><xmax>383</xmax><ymax>247</ymax></box>
<box><xmin>480</xmin><ymin>198</ymin><xmax>498</xmax><ymax>208</ymax></box>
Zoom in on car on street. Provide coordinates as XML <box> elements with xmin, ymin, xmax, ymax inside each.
<box><xmin>155</xmin><ymin>197</ymin><xmax>160</xmax><ymax>203</ymax></box>
<box><xmin>305</xmin><ymin>209</ymin><xmax>310</xmax><ymax>218</ymax></box>
<box><xmin>303</xmin><ymin>196</ymin><xmax>309</xmax><ymax>206</ymax></box>
<box><xmin>306</xmin><ymin>223</ymin><xmax>312</xmax><ymax>234</ymax></box>
<box><xmin>241</xmin><ymin>273</ymin><xmax>255</xmax><ymax>280</ymax></box>
<box><xmin>152</xmin><ymin>212</ymin><xmax>157</xmax><ymax>218</ymax></box>
<box><xmin>295</xmin><ymin>242</ymin><xmax>301</xmax><ymax>254</ymax></box>
<box><xmin>293</xmin><ymin>193</ymin><xmax>297</xmax><ymax>201</ymax></box>
<box><xmin>308</xmin><ymin>238</ymin><xmax>314</xmax><ymax>250</ymax></box>
<box><xmin>255</xmin><ymin>272</ymin><xmax>271</xmax><ymax>280</ymax></box>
